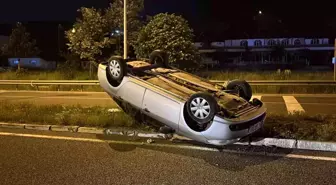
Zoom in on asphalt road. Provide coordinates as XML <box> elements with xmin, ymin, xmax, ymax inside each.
<box><xmin>1</xmin><ymin>91</ymin><xmax>336</xmax><ymax>115</ymax></box>
<box><xmin>0</xmin><ymin>127</ymin><xmax>335</xmax><ymax>185</ymax></box>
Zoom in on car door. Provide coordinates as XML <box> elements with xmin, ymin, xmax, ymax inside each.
<box><xmin>142</xmin><ymin>89</ymin><xmax>181</xmax><ymax>130</ymax></box>
<box><xmin>116</xmin><ymin>81</ymin><xmax>146</xmax><ymax>109</ymax></box>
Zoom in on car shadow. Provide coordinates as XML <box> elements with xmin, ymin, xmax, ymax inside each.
<box><xmin>96</xmin><ymin>134</ymin><xmax>294</xmax><ymax>172</ymax></box>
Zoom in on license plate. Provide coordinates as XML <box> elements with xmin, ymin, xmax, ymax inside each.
<box><xmin>248</xmin><ymin>121</ymin><xmax>262</xmax><ymax>134</ymax></box>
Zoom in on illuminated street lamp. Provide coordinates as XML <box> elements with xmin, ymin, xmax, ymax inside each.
<box><xmin>71</xmin><ymin>28</ymin><xmax>76</xmax><ymax>33</ymax></box>
<box><xmin>258</xmin><ymin>10</ymin><xmax>262</xmax><ymax>15</ymax></box>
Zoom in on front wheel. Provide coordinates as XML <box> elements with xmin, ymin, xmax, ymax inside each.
<box><xmin>185</xmin><ymin>92</ymin><xmax>218</xmax><ymax>127</ymax></box>
<box><xmin>106</xmin><ymin>56</ymin><xmax>127</xmax><ymax>82</ymax></box>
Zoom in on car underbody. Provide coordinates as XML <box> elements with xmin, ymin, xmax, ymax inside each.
<box><xmin>121</xmin><ymin>60</ymin><xmax>263</xmax><ymax>119</ymax></box>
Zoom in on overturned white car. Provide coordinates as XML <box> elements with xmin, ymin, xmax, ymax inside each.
<box><xmin>98</xmin><ymin>50</ymin><xmax>267</xmax><ymax>146</ymax></box>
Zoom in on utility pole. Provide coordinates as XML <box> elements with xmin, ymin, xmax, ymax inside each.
<box><xmin>123</xmin><ymin>0</ymin><xmax>128</xmax><ymax>59</ymax></box>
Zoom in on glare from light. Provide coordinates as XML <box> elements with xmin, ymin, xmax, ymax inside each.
<box><xmin>258</xmin><ymin>10</ymin><xmax>262</xmax><ymax>15</ymax></box>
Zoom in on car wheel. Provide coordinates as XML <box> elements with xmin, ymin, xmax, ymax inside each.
<box><xmin>149</xmin><ymin>50</ymin><xmax>169</xmax><ymax>68</ymax></box>
<box><xmin>107</xmin><ymin>56</ymin><xmax>126</xmax><ymax>82</ymax></box>
<box><xmin>226</xmin><ymin>79</ymin><xmax>252</xmax><ymax>101</ymax></box>
<box><xmin>186</xmin><ymin>92</ymin><xmax>218</xmax><ymax>127</ymax></box>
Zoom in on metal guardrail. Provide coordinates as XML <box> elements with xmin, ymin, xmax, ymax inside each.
<box><xmin>0</xmin><ymin>80</ymin><xmax>100</xmax><ymax>91</ymax></box>
<box><xmin>0</xmin><ymin>80</ymin><xmax>335</xmax><ymax>90</ymax></box>
<box><xmin>0</xmin><ymin>80</ymin><xmax>99</xmax><ymax>85</ymax></box>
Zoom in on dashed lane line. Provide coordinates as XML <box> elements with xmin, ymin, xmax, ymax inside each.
<box><xmin>282</xmin><ymin>96</ymin><xmax>305</xmax><ymax>114</ymax></box>
<box><xmin>0</xmin><ymin>131</ymin><xmax>335</xmax><ymax>162</ymax></box>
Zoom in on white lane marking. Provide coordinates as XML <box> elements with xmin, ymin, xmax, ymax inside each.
<box><xmin>252</xmin><ymin>96</ymin><xmax>262</xmax><ymax>100</ymax></box>
<box><xmin>285</xmin><ymin>154</ymin><xmax>336</xmax><ymax>161</ymax></box>
<box><xmin>282</xmin><ymin>96</ymin><xmax>305</xmax><ymax>114</ymax></box>
<box><xmin>0</xmin><ymin>131</ymin><xmax>335</xmax><ymax>162</ymax></box>
<box><xmin>0</xmin><ymin>96</ymin><xmax>110</xmax><ymax>100</ymax></box>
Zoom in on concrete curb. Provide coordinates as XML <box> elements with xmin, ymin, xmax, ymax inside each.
<box><xmin>77</xmin><ymin>127</ymin><xmax>106</xmax><ymax>134</ymax></box>
<box><xmin>235</xmin><ymin>138</ymin><xmax>336</xmax><ymax>152</ymax></box>
<box><xmin>25</xmin><ymin>124</ymin><xmax>51</xmax><ymax>131</ymax></box>
<box><xmin>1</xmin><ymin>122</ymin><xmax>336</xmax><ymax>152</ymax></box>
<box><xmin>296</xmin><ymin>140</ymin><xmax>336</xmax><ymax>152</ymax></box>
<box><xmin>0</xmin><ymin>122</ymin><xmax>167</xmax><ymax>139</ymax></box>
<box><xmin>236</xmin><ymin>138</ymin><xmax>298</xmax><ymax>149</ymax></box>
<box><xmin>50</xmin><ymin>125</ymin><xmax>79</xmax><ymax>132</ymax></box>
<box><xmin>0</xmin><ymin>122</ymin><xmax>25</xmax><ymax>129</ymax></box>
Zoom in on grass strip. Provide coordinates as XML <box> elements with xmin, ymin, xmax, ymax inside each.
<box><xmin>0</xmin><ymin>101</ymin><xmax>335</xmax><ymax>142</ymax></box>
<box><xmin>0</xmin><ymin>101</ymin><xmax>147</xmax><ymax>130</ymax></box>
<box><xmin>261</xmin><ymin>113</ymin><xmax>336</xmax><ymax>142</ymax></box>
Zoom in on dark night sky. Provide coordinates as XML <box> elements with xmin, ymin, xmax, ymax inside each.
<box><xmin>0</xmin><ymin>0</ymin><xmax>203</xmax><ymax>22</ymax></box>
<box><xmin>1</xmin><ymin>0</ymin><xmax>335</xmax><ymax>36</ymax></box>
<box><xmin>0</xmin><ymin>0</ymin><xmax>333</xmax><ymax>22</ymax></box>
<box><xmin>1</xmin><ymin>0</ymin><xmax>335</xmax><ymax>38</ymax></box>
<box><xmin>1</xmin><ymin>0</ymin><xmax>335</xmax><ymax>60</ymax></box>
<box><xmin>0</xmin><ymin>0</ymin><xmax>110</xmax><ymax>22</ymax></box>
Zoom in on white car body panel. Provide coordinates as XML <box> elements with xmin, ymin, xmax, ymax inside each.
<box><xmin>117</xmin><ymin>81</ymin><xmax>146</xmax><ymax>109</ymax></box>
<box><xmin>142</xmin><ymin>89</ymin><xmax>181</xmax><ymax>131</ymax></box>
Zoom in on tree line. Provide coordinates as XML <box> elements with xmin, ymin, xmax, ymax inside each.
<box><xmin>1</xmin><ymin>0</ymin><xmax>199</xmax><ymax>69</ymax></box>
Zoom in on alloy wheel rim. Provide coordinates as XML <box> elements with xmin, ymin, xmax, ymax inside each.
<box><xmin>109</xmin><ymin>60</ymin><xmax>121</xmax><ymax>78</ymax></box>
<box><xmin>190</xmin><ymin>97</ymin><xmax>210</xmax><ymax>119</ymax></box>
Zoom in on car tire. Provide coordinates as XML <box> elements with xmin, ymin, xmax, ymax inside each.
<box><xmin>185</xmin><ymin>92</ymin><xmax>218</xmax><ymax>127</ymax></box>
<box><xmin>226</xmin><ymin>79</ymin><xmax>252</xmax><ymax>101</ymax></box>
<box><xmin>106</xmin><ymin>56</ymin><xmax>127</xmax><ymax>82</ymax></box>
<box><xmin>149</xmin><ymin>50</ymin><xmax>169</xmax><ymax>68</ymax></box>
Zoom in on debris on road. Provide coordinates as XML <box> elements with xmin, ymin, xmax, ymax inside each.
<box><xmin>108</xmin><ymin>108</ymin><xmax>121</xmax><ymax>113</ymax></box>
<box><xmin>147</xmin><ymin>138</ymin><xmax>155</xmax><ymax>144</ymax></box>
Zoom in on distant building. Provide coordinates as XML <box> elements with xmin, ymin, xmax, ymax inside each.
<box><xmin>194</xmin><ymin>37</ymin><xmax>335</xmax><ymax>66</ymax></box>
<box><xmin>8</xmin><ymin>57</ymin><xmax>57</xmax><ymax>70</ymax></box>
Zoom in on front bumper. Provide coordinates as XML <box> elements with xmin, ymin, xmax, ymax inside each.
<box><xmin>200</xmin><ymin>105</ymin><xmax>267</xmax><ymax>146</ymax></box>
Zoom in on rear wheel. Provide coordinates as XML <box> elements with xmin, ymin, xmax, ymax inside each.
<box><xmin>149</xmin><ymin>50</ymin><xmax>169</xmax><ymax>68</ymax></box>
<box><xmin>185</xmin><ymin>92</ymin><xmax>218</xmax><ymax>128</ymax></box>
<box><xmin>226</xmin><ymin>79</ymin><xmax>252</xmax><ymax>101</ymax></box>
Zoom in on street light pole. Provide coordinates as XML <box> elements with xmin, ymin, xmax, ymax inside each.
<box><xmin>123</xmin><ymin>0</ymin><xmax>128</xmax><ymax>59</ymax></box>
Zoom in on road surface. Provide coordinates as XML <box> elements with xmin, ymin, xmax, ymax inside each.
<box><xmin>0</xmin><ymin>91</ymin><xmax>336</xmax><ymax>115</ymax></box>
<box><xmin>0</xmin><ymin>127</ymin><xmax>335</xmax><ymax>185</ymax></box>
